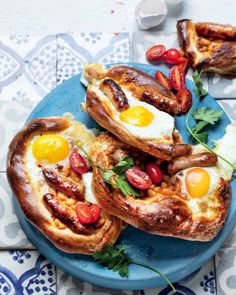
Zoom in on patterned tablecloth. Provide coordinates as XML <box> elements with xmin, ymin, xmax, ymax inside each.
<box><xmin>0</xmin><ymin>31</ymin><xmax>236</xmax><ymax>295</ymax></box>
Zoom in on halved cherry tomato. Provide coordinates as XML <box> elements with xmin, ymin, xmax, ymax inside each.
<box><xmin>145</xmin><ymin>163</ymin><xmax>163</xmax><ymax>184</ymax></box>
<box><xmin>69</xmin><ymin>152</ymin><xmax>89</xmax><ymax>174</ymax></box>
<box><xmin>146</xmin><ymin>45</ymin><xmax>166</xmax><ymax>62</ymax></box>
<box><xmin>76</xmin><ymin>203</ymin><xmax>100</xmax><ymax>224</ymax></box>
<box><xmin>155</xmin><ymin>70</ymin><xmax>172</xmax><ymax>90</ymax></box>
<box><xmin>163</xmin><ymin>48</ymin><xmax>181</xmax><ymax>64</ymax></box>
<box><xmin>89</xmin><ymin>204</ymin><xmax>101</xmax><ymax>223</ymax></box>
<box><xmin>125</xmin><ymin>167</ymin><xmax>152</xmax><ymax>189</ymax></box>
<box><xmin>76</xmin><ymin>203</ymin><xmax>93</xmax><ymax>224</ymax></box>
<box><xmin>169</xmin><ymin>65</ymin><xmax>186</xmax><ymax>91</ymax></box>
<box><xmin>176</xmin><ymin>88</ymin><xmax>192</xmax><ymax>113</ymax></box>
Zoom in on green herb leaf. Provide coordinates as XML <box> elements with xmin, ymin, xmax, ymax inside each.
<box><xmin>93</xmin><ymin>244</ymin><xmax>176</xmax><ymax>293</ymax></box>
<box><xmin>192</xmin><ymin>70</ymin><xmax>208</xmax><ymax>98</ymax></box>
<box><xmin>186</xmin><ymin>70</ymin><xmax>236</xmax><ymax>171</ymax></box>
<box><xmin>102</xmin><ymin>171</ymin><xmax>114</xmax><ymax>184</ymax></box>
<box><xmin>112</xmin><ymin>156</ymin><xmax>134</xmax><ymax>174</ymax></box>
<box><xmin>192</xmin><ymin>107</ymin><xmax>223</xmax><ymax>125</ymax></box>
<box><xmin>93</xmin><ymin>244</ymin><xmax>131</xmax><ymax>277</ymax></box>
<box><xmin>116</xmin><ymin>175</ymin><xmax>140</xmax><ymax>197</ymax></box>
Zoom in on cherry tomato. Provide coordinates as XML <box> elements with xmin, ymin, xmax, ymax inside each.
<box><xmin>76</xmin><ymin>203</ymin><xmax>100</xmax><ymax>224</ymax></box>
<box><xmin>146</xmin><ymin>45</ymin><xmax>166</xmax><ymax>62</ymax></box>
<box><xmin>169</xmin><ymin>65</ymin><xmax>186</xmax><ymax>91</ymax></box>
<box><xmin>89</xmin><ymin>204</ymin><xmax>101</xmax><ymax>223</ymax></box>
<box><xmin>76</xmin><ymin>203</ymin><xmax>92</xmax><ymax>224</ymax></box>
<box><xmin>69</xmin><ymin>152</ymin><xmax>89</xmax><ymax>174</ymax></box>
<box><xmin>155</xmin><ymin>70</ymin><xmax>172</xmax><ymax>90</ymax></box>
<box><xmin>145</xmin><ymin>163</ymin><xmax>163</xmax><ymax>184</ymax></box>
<box><xmin>176</xmin><ymin>88</ymin><xmax>192</xmax><ymax>113</ymax></box>
<box><xmin>163</xmin><ymin>48</ymin><xmax>182</xmax><ymax>64</ymax></box>
<box><xmin>125</xmin><ymin>167</ymin><xmax>152</xmax><ymax>189</ymax></box>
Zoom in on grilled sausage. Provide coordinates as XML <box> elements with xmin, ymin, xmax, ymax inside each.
<box><xmin>168</xmin><ymin>152</ymin><xmax>218</xmax><ymax>175</ymax></box>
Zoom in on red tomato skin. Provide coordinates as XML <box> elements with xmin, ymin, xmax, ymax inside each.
<box><xmin>169</xmin><ymin>65</ymin><xmax>186</xmax><ymax>91</ymax></box>
<box><xmin>146</xmin><ymin>45</ymin><xmax>166</xmax><ymax>62</ymax></box>
<box><xmin>69</xmin><ymin>152</ymin><xmax>89</xmax><ymax>174</ymax></box>
<box><xmin>145</xmin><ymin>163</ymin><xmax>163</xmax><ymax>184</ymax></box>
<box><xmin>163</xmin><ymin>48</ymin><xmax>181</xmax><ymax>64</ymax></box>
<box><xmin>89</xmin><ymin>204</ymin><xmax>101</xmax><ymax>223</ymax></box>
<box><xmin>76</xmin><ymin>203</ymin><xmax>92</xmax><ymax>224</ymax></box>
<box><xmin>155</xmin><ymin>70</ymin><xmax>172</xmax><ymax>90</ymax></box>
<box><xmin>176</xmin><ymin>88</ymin><xmax>193</xmax><ymax>113</ymax></box>
<box><xmin>76</xmin><ymin>203</ymin><xmax>100</xmax><ymax>224</ymax></box>
<box><xmin>125</xmin><ymin>167</ymin><xmax>152</xmax><ymax>189</ymax></box>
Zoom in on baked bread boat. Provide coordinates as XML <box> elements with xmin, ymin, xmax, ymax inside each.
<box><xmin>177</xmin><ymin>19</ymin><xmax>236</xmax><ymax>75</ymax></box>
<box><xmin>7</xmin><ymin>117</ymin><xmax>124</xmax><ymax>254</ymax></box>
<box><xmin>88</xmin><ymin>127</ymin><xmax>235</xmax><ymax>241</ymax></box>
<box><xmin>82</xmin><ymin>64</ymin><xmax>192</xmax><ymax>161</ymax></box>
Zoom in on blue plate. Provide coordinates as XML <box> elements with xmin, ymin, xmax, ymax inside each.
<box><xmin>14</xmin><ymin>63</ymin><xmax>236</xmax><ymax>290</ymax></box>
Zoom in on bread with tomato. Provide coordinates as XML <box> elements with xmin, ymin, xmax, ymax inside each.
<box><xmin>88</xmin><ymin>131</ymin><xmax>232</xmax><ymax>242</ymax></box>
<box><xmin>7</xmin><ymin>116</ymin><xmax>124</xmax><ymax>254</ymax></box>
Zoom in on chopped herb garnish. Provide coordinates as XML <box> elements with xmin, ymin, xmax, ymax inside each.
<box><xmin>186</xmin><ymin>70</ymin><xmax>236</xmax><ymax>171</ymax></box>
<box><xmin>73</xmin><ymin>143</ymin><xmax>140</xmax><ymax>197</ymax></box>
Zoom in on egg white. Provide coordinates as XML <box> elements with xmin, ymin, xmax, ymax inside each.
<box><xmin>176</xmin><ymin>122</ymin><xmax>236</xmax><ymax>217</ymax></box>
<box><xmin>24</xmin><ymin>120</ymin><xmax>97</xmax><ymax>200</ymax></box>
<box><xmin>89</xmin><ymin>84</ymin><xmax>175</xmax><ymax>142</ymax></box>
<box><xmin>115</xmin><ymin>94</ymin><xmax>175</xmax><ymax>141</ymax></box>
<box><xmin>82</xmin><ymin>172</ymin><xmax>98</xmax><ymax>204</ymax></box>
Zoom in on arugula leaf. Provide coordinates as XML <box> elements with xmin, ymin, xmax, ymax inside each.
<box><xmin>93</xmin><ymin>244</ymin><xmax>176</xmax><ymax>293</ymax></box>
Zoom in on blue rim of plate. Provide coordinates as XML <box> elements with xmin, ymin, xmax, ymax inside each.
<box><xmin>13</xmin><ymin>63</ymin><xmax>236</xmax><ymax>290</ymax></box>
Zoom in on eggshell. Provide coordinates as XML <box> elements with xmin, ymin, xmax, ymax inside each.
<box><xmin>135</xmin><ymin>0</ymin><xmax>168</xmax><ymax>30</ymax></box>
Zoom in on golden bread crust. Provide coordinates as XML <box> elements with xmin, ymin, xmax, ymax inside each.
<box><xmin>89</xmin><ymin>132</ymin><xmax>231</xmax><ymax>241</ymax></box>
<box><xmin>7</xmin><ymin>117</ymin><xmax>124</xmax><ymax>254</ymax></box>
<box><xmin>177</xmin><ymin>19</ymin><xmax>236</xmax><ymax>75</ymax></box>
<box><xmin>83</xmin><ymin>64</ymin><xmax>192</xmax><ymax>160</ymax></box>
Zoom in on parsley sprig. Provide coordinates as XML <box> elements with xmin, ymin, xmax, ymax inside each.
<box><xmin>102</xmin><ymin>156</ymin><xmax>140</xmax><ymax>197</ymax></box>
<box><xmin>73</xmin><ymin>142</ymin><xmax>140</xmax><ymax>197</ymax></box>
<box><xmin>186</xmin><ymin>71</ymin><xmax>236</xmax><ymax>171</ymax></box>
<box><xmin>93</xmin><ymin>244</ymin><xmax>176</xmax><ymax>293</ymax></box>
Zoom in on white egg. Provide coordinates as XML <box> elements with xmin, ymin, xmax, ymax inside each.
<box><xmin>82</xmin><ymin>172</ymin><xmax>98</xmax><ymax>204</ymax></box>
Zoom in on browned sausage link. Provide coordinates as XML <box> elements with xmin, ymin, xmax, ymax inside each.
<box><xmin>172</xmin><ymin>144</ymin><xmax>192</xmax><ymax>158</ymax></box>
<box><xmin>141</xmin><ymin>91</ymin><xmax>182</xmax><ymax>116</ymax></box>
<box><xmin>42</xmin><ymin>168</ymin><xmax>84</xmax><ymax>200</ymax></box>
<box><xmin>100</xmin><ymin>78</ymin><xmax>129</xmax><ymax>111</ymax></box>
<box><xmin>43</xmin><ymin>193</ymin><xmax>92</xmax><ymax>234</ymax></box>
<box><xmin>168</xmin><ymin>152</ymin><xmax>218</xmax><ymax>175</ymax></box>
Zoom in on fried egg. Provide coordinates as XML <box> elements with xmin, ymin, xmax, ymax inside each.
<box><xmin>90</xmin><ymin>85</ymin><xmax>175</xmax><ymax>142</ymax></box>
<box><xmin>176</xmin><ymin>122</ymin><xmax>236</xmax><ymax>216</ymax></box>
<box><xmin>25</xmin><ymin>119</ymin><xmax>96</xmax><ymax>201</ymax></box>
<box><xmin>116</xmin><ymin>94</ymin><xmax>174</xmax><ymax>141</ymax></box>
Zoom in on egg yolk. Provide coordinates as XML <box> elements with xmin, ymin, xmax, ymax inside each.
<box><xmin>32</xmin><ymin>134</ymin><xmax>70</xmax><ymax>163</ymax></box>
<box><xmin>119</xmin><ymin>106</ymin><xmax>154</xmax><ymax>127</ymax></box>
<box><xmin>185</xmin><ymin>167</ymin><xmax>211</xmax><ymax>198</ymax></box>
